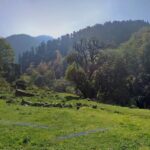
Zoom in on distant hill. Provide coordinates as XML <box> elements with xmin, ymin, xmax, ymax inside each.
<box><xmin>36</xmin><ymin>35</ymin><xmax>53</xmax><ymax>43</ymax></box>
<box><xmin>6</xmin><ymin>34</ymin><xmax>53</xmax><ymax>62</ymax></box>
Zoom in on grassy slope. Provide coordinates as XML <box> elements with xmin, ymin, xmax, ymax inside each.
<box><xmin>0</xmin><ymin>90</ymin><xmax>150</xmax><ymax>150</ymax></box>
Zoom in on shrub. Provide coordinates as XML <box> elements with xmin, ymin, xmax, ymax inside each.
<box><xmin>52</xmin><ymin>79</ymin><xmax>72</xmax><ymax>92</ymax></box>
<box><xmin>0</xmin><ymin>77</ymin><xmax>10</xmax><ymax>91</ymax></box>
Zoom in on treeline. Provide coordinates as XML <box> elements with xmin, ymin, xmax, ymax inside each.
<box><xmin>19</xmin><ymin>20</ymin><xmax>149</xmax><ymax>72</ymax></box>
<box><xmin>18</xmin><ymin>20</ymin><xmax>150</xmax><ymax>109</ymax></box>
<box><xmin>66</xmin><ymin>27</ymin><xmax>150</xmax><ymax>108</ymax></box>
<box><xmin>1</xmin><ymin>20</ymin><xmax>150</xmax><ymax>109</ymax></box>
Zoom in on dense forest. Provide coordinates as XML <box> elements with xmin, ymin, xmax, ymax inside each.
<box><xmin>1</xmin><ymin>20</ymin><xmax>150</xmax><ymax>109</ymax></box>
<box><xmin>19</xmin><ymin>20</ymin><xmax>149</xmax><ymax>72</ymax></box>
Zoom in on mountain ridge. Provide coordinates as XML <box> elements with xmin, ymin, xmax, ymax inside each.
<box><xmin>6</xmin><ymin>34</ymin><xmax>53</xmax><ymax>62</ymax></box>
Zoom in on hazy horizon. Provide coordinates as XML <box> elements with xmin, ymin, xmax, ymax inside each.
<box><xmin>1</xmin><ymin>0</ymin><xmax>150</xmax><ymax>38</ymax></box>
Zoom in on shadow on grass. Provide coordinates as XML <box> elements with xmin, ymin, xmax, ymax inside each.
<box><xmin>65</xmin><ymin>96</ymin><xmax>80</xmax><ymax>101</ymax></box>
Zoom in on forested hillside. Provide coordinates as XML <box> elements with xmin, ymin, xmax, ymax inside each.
<box><xmin>1</xmin><ymin>20</ymin><xmax>150</xmax><ymax>109</ymax></box>
<box><xmin>6</xmin><ymin>34</ymin><xmax>53</xmax><ymax>62</ymax></box>
<box><xmin>20</xmin><ymin>20</ymin><xmax>149</xmax><ymax>72</ymax></box>
<box><xmin>15</xmin><ymin>20</ymin><xmax>150</xmax><ymax>109</ymax></box>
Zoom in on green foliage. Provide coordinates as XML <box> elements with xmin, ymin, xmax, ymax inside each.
<box><xmin>117</xmin><ymin>27</ymin><xmax>150</xmax><ymax>108</ymax></box>
<box><xmin>66</xmin><ymin>63</ymin><xmax>93</xmax><ymax>98</ymax></box>
<box><xmin>14</xmin><ymin>21</ymin><xmax>150</xmax><ymax>108</ymax></box>
<box><xmin>24</xmin><ymin>62</ymin><xmax>55</xmax><ymax>87</ymax></box>
<box><xmin>0</xmin><ymin>38</ymin><xmax>14</xmax><ymax>65</ymax></box>
<box><xmin>66</xmin><ymin>63</ymin><xmax>86</xmax><ymax>82</ymax></box>
<box><xmin>20</xmin><ymin>74</ymin><xmax>32</xmax><ymax>83</ymax></box>
<box><xmin>20</xmin><ymin>20</ymin><xmax>149</xmax><ymax>72</ymax></box>
<box><xmin>65</xmin><ymin>26</ymin><xmax>150</xmax><ymax>108</ymax></box>
<box><xmin>52</xmin><ymin>79</ymin><xmax>73</xmax><ymax>92</ymax></box>
<box><xmin>0</xmin><ymin>38</ymin><xmax>20</xmax><ymax>82</ymax></box>
<box><xmin>94</xmin><ymin>51</ymin><xmax>129</xmax><ymax>105</ymax></box>
<box><xmin>0</xmin><ymin>77</ymin><xmax>10</xmax><ymax>91</ymax></box>
<box><xmin>66</xmin><ymin>39</ymin><xmax>103</xmax><ymax>98</ymax></box>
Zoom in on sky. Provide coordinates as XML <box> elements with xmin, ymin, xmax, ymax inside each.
<box><xmin>0</xmin><ymin>0</ymin><xmax>150</xmax><ymax>38</ymax></box>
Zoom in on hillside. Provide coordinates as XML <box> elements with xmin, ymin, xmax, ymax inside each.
<box><xmin>36</xmin><ymin>35</ymin><xmax>53</xmax><ymax>43</ymax></box>
<box><xmin>6</xmin><ymin>34</ymin><xmax>53</xmax><ymax>62</ymax></box>
<box><xmin>73</xmin><ymin>20</ymin><xmax>150</xmax><ymax>46</ymax></box>
<box><xmin>20</xmin><ymin>20</ymin><xmax>150</xmax><ymax>71</ymax></box>
<box><xmin>0</xmin><ymin>89</ymin><xmax>149</xmax><ymax>149</ymax></box>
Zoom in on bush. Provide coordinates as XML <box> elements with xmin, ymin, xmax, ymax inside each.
<box><xmin>0</xmin><ymin>77</ymin><xmax>10</xmax><ymax>91</ymax></box>
<box><xmin>52</xmin><ymin>79</ymin><xmax>72</xmax><ymax>92</ymax></box>
<box><xmin>65</xmin><ymin>86</ymin><xmax>75</xmax><ymax>93</ymax></box>
<box><xmin>34</xmin><ymin>75</ymin><xmax>45</xmax><ymax>87</ymax></box>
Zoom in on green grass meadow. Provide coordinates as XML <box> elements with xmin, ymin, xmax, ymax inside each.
<box><xmin>0</xmin><ymin>90</ymin><xmax>150</xmax><ymax>150</ymax></box>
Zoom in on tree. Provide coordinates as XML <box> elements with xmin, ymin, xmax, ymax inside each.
<box><xmin>66</xmin><ymin>39</ymin><xmax>102</xmax><ymax>98</ymax></box>
<box><xmin>0</xmin><ymin>38</ymin><xmax>19</xmax><ymax>82</ymax></box>
<box><xmin>0</xmin><ymin>38</ymin><xmax>14</xmax><ymax>67</ymax></box>
<box><xmin>66</xmin><ymin>62</ymin><xmax>95</xmax><ymax>98</ymax></box>
<box><xmin>94</xmin><ymin>52</ymin><xmax>129</xmax><ymax>105</ymax></box>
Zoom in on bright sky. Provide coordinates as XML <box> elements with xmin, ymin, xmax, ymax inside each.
<box><xmin>0</xmin><ymin>0</ymin><xmax>150</xmax><ymax>38</ymax></box>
